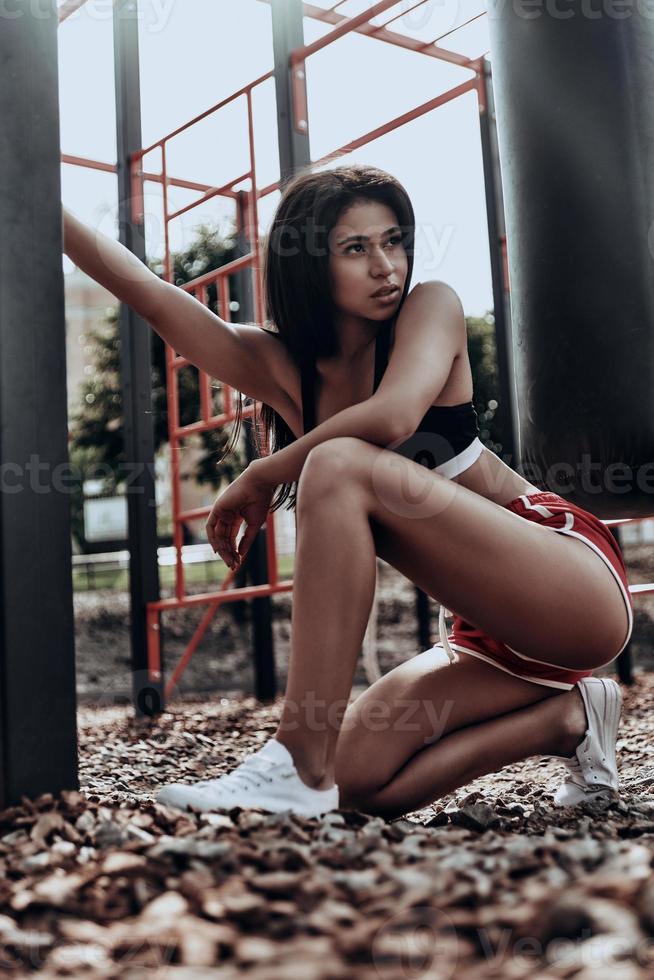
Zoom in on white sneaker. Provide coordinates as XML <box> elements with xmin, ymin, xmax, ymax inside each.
<box><xmin>155</xmin><ymin>738</ymin><xmax>339</xmax><ymax>817</ymax></box>
<box><xmin>552</xmin><ymin>677</ymin><xmax>623</xmax><ymax>807</ymax></box>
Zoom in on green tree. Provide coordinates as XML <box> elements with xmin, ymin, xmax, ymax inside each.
<box><xmin>466</xmin><ymin>311</ymin><xmax>503</xmax><ymax>455</ymax></box>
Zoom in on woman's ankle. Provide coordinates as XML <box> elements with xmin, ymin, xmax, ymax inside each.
<box><xmin>272</xmin><ymin>735</ymin><xmax>335</xmax><ymax>789</ymax></box>
<box><xmin>552</xmin><ymin>686</ymin><xmax>588</xmax><ymax>758</ymax></box>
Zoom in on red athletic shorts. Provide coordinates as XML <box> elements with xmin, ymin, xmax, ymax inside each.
<box><xmin>432</xmin><ymin>491</ymin><xmax>634</xmax><ymax>691</ymax></box>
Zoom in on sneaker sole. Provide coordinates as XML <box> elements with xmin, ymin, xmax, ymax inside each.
<box><xmin>156</xmin><ymin>784</ymin><xmax>339</xmax><ymax>817</ymax></box>
<box><xmin>553</xmin><ymin>785</ymin><xmax>616</xmax><ymax>807</ymax></box>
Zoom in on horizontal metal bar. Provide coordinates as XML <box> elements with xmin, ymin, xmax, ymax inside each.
<box><xmin>420</xmin><ymin>10</ymin><xmax>486</xmax><ymax>48</ymax></box>
<box><xmin>148</xmin><ymin>580</ymin><xmax>294</xmax><ymax>613</ymax></box>
<box><xmin>312</xmin><ymin>77</ymin><xmax>477</xmax><ymax>168</ymax></box>
<box><xmin>178</xmin><ymin>249</ymin><xmax>256</xmax><ymax>292</ymax></box>
<box><xmin>61</xmin><ymin>152</ymin><xmax>116</xmax><ymax>173</ymax></box>
<box><xmin>258</xmin><ymin>0</ymin><xmax>475</xmax><ymax>69</ymax></box>
<box><xmin>376</xmin><ymin>0</ymin><xmax>430</xmax><ymax>32</ymax></box>
<box><xmin>136</xmin><ymin>70</ymin><xmax>274</xmax><ymax>158</ymax></box>
<box><xmin>58</xmin><ymin>0</ymin><xmax>94</xmax><ymax>24</ymax></box>
<box><xmin>61</xmin><ymin>153</ymin><xmax>241</xmax><ymax>200</ymax></box>
<box><xmin>167</xmin><ymin>171</ymin><xmax>251</xmax><ymax>222</ymax></box>
<box><xmin>172</xmin><ymin>403</ymin><xmax>255</xmax><ymax>440</ymax></box>
<box><xmin>289</xmin><ymin>0</ymin><xmax>408</xmax><ymax>64</ymax></box>
<box><xmin>604</xmin><ymin>516</ymin><xmax>654</xmax><ymax>526</ymax></box>
<box><xmin>257</xmin><ymin>179</ymin><xmax>282</xmax><ymax>199</ymax></box>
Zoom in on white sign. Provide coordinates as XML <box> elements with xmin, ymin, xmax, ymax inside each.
<box><xmin>83</xmin><ymin>496</ymin><xmax>128</xmax><ymax>542</ymax></box>
<box><xmin>274</xmin><ymin>507</ymin><xmax>296</xmax><ymax>556</ymax></box>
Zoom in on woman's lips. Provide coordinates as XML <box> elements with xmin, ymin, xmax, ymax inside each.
<box><xmin>371</xmin><ymin>286</ymin><xmax>400</xmax><ymax>303</ymax></box>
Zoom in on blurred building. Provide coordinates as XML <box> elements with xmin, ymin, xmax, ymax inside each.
<box><xmin>64</xmin><ymin>265</ymin><xmax>117</xmax><ymax>414</ymax></box>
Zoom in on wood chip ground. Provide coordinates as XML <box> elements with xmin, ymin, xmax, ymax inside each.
<box><xmin>1</xmin><ymin>674</ymin><xmax>653</xmax><ymax>977</ymax></box>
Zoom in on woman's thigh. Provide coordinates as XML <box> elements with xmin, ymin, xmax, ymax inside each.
<box><xmin>334</xmin><ymin>648</ymin><xmax>561</xmax><ymax>800</ymax></box>
<box><xmin>299</xmin><ymin>438</ymin><xmax>630</xmax><ymax>670</ymax></box>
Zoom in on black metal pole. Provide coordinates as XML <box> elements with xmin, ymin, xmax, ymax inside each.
<box><xmin>270</xmin><ymin>0</ymin><xmax>311</xmax><ymax>696</ymax></box>
<box><xmin>478</xmin><ymin>58</ymin><xmax>518</xmax><ymax>469</ymax></box>
<box><xmin>243</xmin><ymin>426</ymin><xmax>277</xmax><ymax>703</ymax></box>
<box><xmin>486</xmin><ymin>5</ymin><xmax>654</xmax><ymax>518</ymax></box>
<box><xmin>234</xmin><ymin>191</ymin><xmax>277</xmax><ymax>702</ymax></box>
<box><xmin>113</xmin><ymin>0</ymin><xmax>163</xmax><ymax>717</ymax></box>
<box><xmin>229</xmin><ymin>192</ymin><xmax>254</xmax><ymax>627</ymax></box>
<box><xmin>608</xmin><ymin>526</ymin><xmax>633</xmax><ymax>686</ymax></box>
<box><xmin>0</xmin><ymin>0</ymin><xmax>78</xmax><ymax>805</ymax></box>
<box><xmin>271</xmin><ymin>0</ymin><xmax>311</xmax><ymax>185</ymax></box>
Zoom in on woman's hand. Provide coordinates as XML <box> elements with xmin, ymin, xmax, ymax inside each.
<box><xmin>206</xmin><ymin>461</ymin><xmax>277</xmax><ymax>571</ymax></box>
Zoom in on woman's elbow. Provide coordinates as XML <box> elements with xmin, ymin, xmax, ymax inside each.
<box><xmin>383</xmin><ymin>413</ymin><xmax>414</xmax><ymax>448</ymax></box>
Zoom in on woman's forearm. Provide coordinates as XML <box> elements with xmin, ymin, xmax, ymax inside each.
<box><xmin>62</xmin><ymin>207</ymin><xmax>165</xmax><ymax>322</ymax></box>
<box><xmin>251</xmin><ymin>394</ymin><xmax>406</xmax><ymax>488</ymax></box>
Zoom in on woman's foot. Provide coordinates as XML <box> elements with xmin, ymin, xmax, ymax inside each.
<box><xmin>155</xmin><ymin>738</ymin><xmax>339</xmax><ymax>817</ymax></box>
<box><xmin>551</xmin><ymin>677</ymin><xmax>622</xmax><ymax>807</ymax></box>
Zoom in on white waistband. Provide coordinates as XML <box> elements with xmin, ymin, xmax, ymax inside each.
<box><xmin>433</xmin><ymin>436</ymin><xmax>484</xmax><ymax>479</ymax></box>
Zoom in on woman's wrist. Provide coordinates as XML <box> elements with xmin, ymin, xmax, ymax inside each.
<box><xmin>246</xmin><ymin>456</ymin><xmax>279</xmax><ymax>490</ymax></box>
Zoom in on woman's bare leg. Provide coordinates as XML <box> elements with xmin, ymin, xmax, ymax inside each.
<box><xmin>273</xmin><ymin>437</ymin><xmax>627</xmax><ymax>791</ymax></box>
<box><xmin>340</xmin><ymin>681</ymin><xmax>587</xmax><ymax>820</ymax></box>
<box><xmin>275</xmin><ymin>480</ymin><xmax>377</xmax><ymax>787</ymax></box>
<box><xmin>334</xmin><ymin>646</ymin><xmax>589</xmax><ymax>817</ymax></box>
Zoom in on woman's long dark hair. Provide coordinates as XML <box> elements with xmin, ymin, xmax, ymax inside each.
<box><xmin>219</xmin><ymin>163</ymin><xmax>416</xmax><ymax>511</ymax></box>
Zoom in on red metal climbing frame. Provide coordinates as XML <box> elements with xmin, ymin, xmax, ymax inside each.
<box><xmin>59</xmin><ymin>1</ymin><xmax>646</xmax><ymax>700</ymax></box>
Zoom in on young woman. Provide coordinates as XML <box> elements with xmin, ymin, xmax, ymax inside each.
<box><xmin>63</xmin><ymin>165</ymin><xmax>632</xmax><ymax>821</ymax></box>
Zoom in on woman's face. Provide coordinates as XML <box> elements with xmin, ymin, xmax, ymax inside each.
<box><xmin>328</xmin><ymin>199</ymin><xmax>409</xmax><ymax>322</ymax></box>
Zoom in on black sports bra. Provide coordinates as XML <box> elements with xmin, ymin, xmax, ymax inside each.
<box><xmin>301</xmin><ymin>320</ymin><xmax>482</xmax><ymax>475</ymax></box>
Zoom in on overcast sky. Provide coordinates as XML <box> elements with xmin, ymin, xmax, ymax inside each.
<box><xmin>58</xmin><ymin>0</ymin><xmax>494</xmax><ymax>316</ymax></box>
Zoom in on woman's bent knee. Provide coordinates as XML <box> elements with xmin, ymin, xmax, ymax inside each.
<box><xmin>297</xmin><ymin>441</ymin><xmax>374</xmax><ymax>516</ymax></box>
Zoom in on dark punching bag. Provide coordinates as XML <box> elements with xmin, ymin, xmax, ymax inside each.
<box><xmin>487</xmin><ymin>3</ymin><xmax>654</xmax><ymax>519</ymax></box>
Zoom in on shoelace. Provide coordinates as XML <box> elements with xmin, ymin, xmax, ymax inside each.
<box><xmin>561</xmin><ymin>755</ymin><xmax>587</xmax><ymax>788</ymax></box>
<box><xmin>561</xmin><ymin>747</ymin><xmax>614</xmax><ymax>795</ymax></box>
<box><xmin>195</xmin><ymin>755</ymin><xmax>283</xmax><ymax>793</ymax></box>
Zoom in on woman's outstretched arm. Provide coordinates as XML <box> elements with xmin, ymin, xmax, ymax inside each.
<box><xmin>61</xmin><ymin>207</ymin><xmax>297</xmax><ymax>416</ymax></box>
<box><xmin>62</xmin><ymin>207</ymin><xmax>166</xmax><ymax>322</ymax></box>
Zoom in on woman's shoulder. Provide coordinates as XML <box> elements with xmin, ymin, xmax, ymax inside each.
<box><xmin>410</xmin><ymin>279</ymin><xmax>462</xmax><ymax>304</ymax></box>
